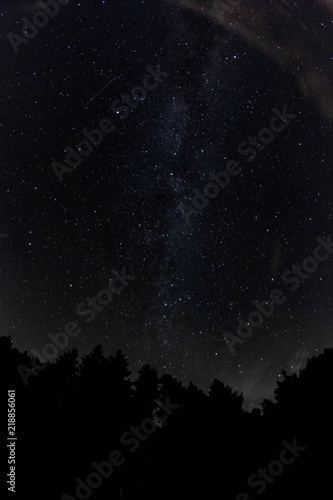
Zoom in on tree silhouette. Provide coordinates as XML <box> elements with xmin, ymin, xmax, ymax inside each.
<box><xmin>1</xmin><ymin>335</ymin><xmax>333</xmax><ymax>500</ymax></box>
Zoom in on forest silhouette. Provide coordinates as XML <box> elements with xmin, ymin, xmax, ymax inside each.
<box><xmin>1</xmin><ymin>335</ymin><xmax>331</xmax><ymax>500</ymax></box>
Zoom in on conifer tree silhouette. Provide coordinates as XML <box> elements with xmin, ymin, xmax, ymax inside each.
<box><xmin>2</xmin><ymin>334</ymin><xmax>333</xmax><ymax>500</ymax></box>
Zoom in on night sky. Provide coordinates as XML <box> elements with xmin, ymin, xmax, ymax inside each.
<box><xmin>1</xmin><ymin>0</ymin><xmax>332</xmax><ymax>409</ymax></box>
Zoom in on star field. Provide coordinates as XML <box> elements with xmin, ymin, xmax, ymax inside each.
<box><xmin>0</xmin><ymin>0</ymin><xmax>332</xmax><ymax>409</ymax></box>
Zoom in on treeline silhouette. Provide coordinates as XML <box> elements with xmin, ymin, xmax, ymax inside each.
<box><xmin>1</xmin><ymin>336</ymin><xmax>332</xmax><ymax>500</ymax></box>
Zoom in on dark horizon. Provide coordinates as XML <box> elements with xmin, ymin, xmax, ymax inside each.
<box><xmin>2</xmin><ymin>331</ymin><xmax>333</xmax><ymax>499</ymax></box>
<box><xmin>2</xmin><ymin>332</ymin><xmax>330</xmax><ymax>412</ymax></box>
